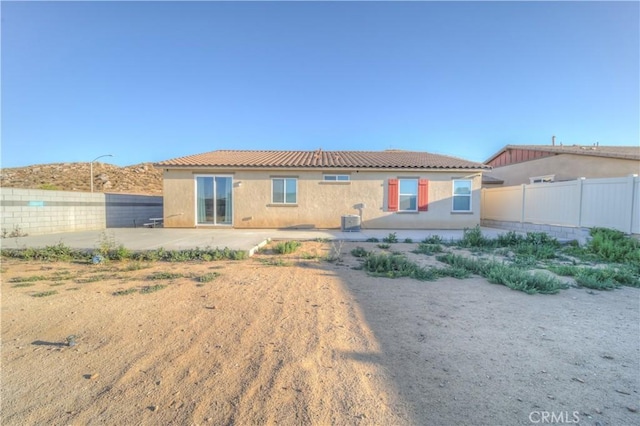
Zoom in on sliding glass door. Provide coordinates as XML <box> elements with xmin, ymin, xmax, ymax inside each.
<box><xmin>196</xmin><ymin>176</ymin><xmax>233</xmax><ymax>225</ymax></box>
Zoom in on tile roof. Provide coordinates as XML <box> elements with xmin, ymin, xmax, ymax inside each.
<box><xmin>156</xmin><ymin>150</ymin><xmax>490</xmax><ymax>170</ymax></box>
<box><xmin>485</xmin><ymin>144</ymin><xmax>640</xmax><ymax>163</ymax></box>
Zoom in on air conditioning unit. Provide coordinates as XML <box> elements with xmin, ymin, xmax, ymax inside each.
<box><xmin>341</xmin><ymin>214</ymin><xmax>361</xmax><ymax>232</ymax></box>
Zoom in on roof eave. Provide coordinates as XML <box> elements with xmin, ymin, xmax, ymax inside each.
<box><xmin>154</xmin><ymin>164</ymin><xmax>490</xmax><ymax>172</ymax></box>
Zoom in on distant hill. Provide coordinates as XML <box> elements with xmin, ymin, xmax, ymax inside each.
<box><xmin>0</xmin><ymin>162</ymin><xmax>163</xmax><ymax>195</ymax></box>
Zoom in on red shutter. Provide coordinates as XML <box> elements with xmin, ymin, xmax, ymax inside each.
<box><xmin>418</xmin><ymin>179</ymin><xmax>429</xmax><ymax>211</ymax></box>
<box><xmin>388</xmin><ymin>179</ymin><xmax>398</xmax><ymax>212</ymax></box>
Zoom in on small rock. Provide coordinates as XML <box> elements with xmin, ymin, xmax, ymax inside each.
<box><xmin>628</xmin><ymin>406</ymin><xmax>638</xmax><ymax>413</ymax></box>
<box><xmin>89</xmin><ymin>373</ymin><xmax>99</xmax><ymax>380</ymax></box>
<box><xmin>595</xmin><ymin>408</ymin><xmax>602</xmax><ymax>414</ymax></box>
<box><xmin>149</xmin><ymin>405</ymin><xmax>158</xmax><ymax>412</ymax></box>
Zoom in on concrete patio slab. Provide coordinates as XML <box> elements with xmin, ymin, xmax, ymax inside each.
<box><xmin>2</xmin><ymin>227</ymin><xmax>514</xmax><ymax>256</ymax></box>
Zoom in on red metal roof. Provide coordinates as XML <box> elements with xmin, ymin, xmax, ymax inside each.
<box><xmin>155</xmin><ymin>150</ymin><xmax>490</xmax><ymax>170</ymax></box>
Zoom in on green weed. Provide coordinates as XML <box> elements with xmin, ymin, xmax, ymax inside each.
<box><xmin>437</xmin><ymin>253</ymin><xmax>567</xmax><ymax>294</ymax></box>
<box><xmin>299</xmin><ymin>251</ymin><xmax>319</xmax><ymax>260</ymax></box>
<box><xmin>9</xmin><ymin>275</ymin><xmax>48</xmax><ymax>283</ymax></box>
<box><xmin>113</xmin><ymin>288</ymin><xmax>138</xmax><ymax>296</ymax></box>
<box><xmin>548</xmin><ymin>264</ymin><xmax>639</xmax><ymax>288</ymax></box>
<box><xmin>377</xmin><ymin>243</ymin><xmax>391</xmax><ymax>249</ymax></box>
<box><xmin>574</xmin><ymin>268</ymin><xmax>620</xmax><ymax>290</ymax></box>
<box><xmin>146</xmin><ymin>271</ymin><xmax>184</xmax><ymax>280</ymax></box>
<box><xmin>422</xmin><ymin>235</ymin><xmax>444</xmax><ymax>245</ymax></box>
<box><xmin>434</xmin><ymin>266</ymin><xmax>471</xmax><ymax>279</ymax></box>
<box><xmin>412</xmin><ymin>243</ymin><xmax>443</xmax><ymax>255</ymax></box>
<box><xmin>196</xmin><ymin>272</ymin><xmax>220</xmax><ymax>283</ymax></box>
<box><xmin>12</xmin><ymin>282</ymin><xmax>36</xmax><ymax>288</ymax></box>
<box><xmin>510</xmin><ymin>255</ymin><xmax>538</xmax><ymax>269</ymax></box>
<box><xmin>259</xmin><ymin>258</ymin><xmax>291</xmax><ymax>267</ymax></box>
<box><xmin>273</xmin><ymin>241</ymin><xmax>302</xmax><ymax>254</ymax></box>
<box><xmin>32</xmin><ymin>290</ymin><xmax>58</xmax><ymax>298</ymax></box>
<box><xmin>458</xmin><ymin>225</ymin><xmax>492</xmax><ymax>248</ymax></box>
<box><xmin>1</xmin><ymin>243</ymin><xmax>90</xmax><ymax>262</ymax></box>
<box><xmin>382</xmin><ymin>232</ymin><xmax>399</xmax><ymax>244</ymax></box>
<box><xmin>363</xmin><ymin>253</ymin><xmax>431</xmax><ymax>280</ymax></box>
<box><xmin>547</xmin><ymin>264</ymin><xmax>580</xmax><ymax>277</ymax></box>
<box><xmin>131</xmin><ymin>247</ymin><xmax>246</xmax><ymax>262</ymax></box>
<box><xmin>75</xmin><ymin>274</ymin><xmax>119</xmax><ymax>284</ymax></box>
<box><xmin>351</xmin><ymin>247</ymin><xmax>369</xmax><ymax>258</ymax></box>
<box><xmin>585</xmin><ymin>227</ymin><xmax>640</xmax><ymax>264</ymax></box>
<box><xmin>123</xmin><ymin>261</ymin><xmax>151</xmax><ymax>271</ymax></box>
<box><xmin>140</xmin><ymin>284</ymin><xmax>167</xmax><ymax>294</ymax></box>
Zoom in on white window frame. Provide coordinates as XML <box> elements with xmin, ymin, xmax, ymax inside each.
<box><xmin>529</xmin><ymin>174</ymin><xmax>555</xmax><ymax>184</ymax></box>
<box><xmin>323</xmin><ymin>174</ymin><xmax>350</xmax><ymax>181</ymax></box>
<box><xmin>452</xmin><ymin>179</ymin><xmax>472</xmax><ymax>212</ymax></box>
<box><xmin>271</xmin><ymin>178</ymin><xmax>298</xmax><ymax>204</ymax></box>
<box><xmin>398</xmin><ymin>178</ymin><xmax>418</xmax><ymax>212</ymax></box>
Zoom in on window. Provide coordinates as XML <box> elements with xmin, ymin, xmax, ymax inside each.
<box><xmin>530</xmin><ymin>175</ymin><xmax>555</xmax><ymax>184</ymax></box>
<box><xmin>399</xmin><ymin>179</ymin><xmax>418</xmax><ymax>211</ymax></box>
<box><xmin>323</xmin><ymin>175</ymin><xmax>350</xmax><ymax>181</ymax></box>
<box><xmin>272</xmin><ymin>178</ymin><xmax>297</xmax><ymax>204</ymax></box>
<box><xmin>387</xmin><ymin>178</ymin><xmax>429</xmax><ymax>212</ymax></box>
<box><xmin>196</xmin><ymin>176</ymin><xmax>233</xmax><ymax>225</ymax></box>
<box><xmin>452</xmin><ymin>180</ymin><xmax>472</xmax><ymax>212</ymax></box>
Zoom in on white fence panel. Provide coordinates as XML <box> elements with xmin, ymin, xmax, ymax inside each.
<box><xmin>482</xmin><ymin>175</ymin><xmax>639</xmax><ymax>234</ymax></box>
<box><xmin>580</xmin><ymin>177</ymin><xmax>631</xmax><ymax>232</ymax></box>
<box><xmin>481</xmin><ymin>186</ymin><xmax>523</xmax><ymax>222</ymax></box>
<box><xmin>633</xmin><ymin>177</ymin><xmax>640</xmax><ymax>234</ymax></box>
<box><xmin>523</xmin><ymin>181</ymin><xmax>579</xmax><ymax>226</ymax></box>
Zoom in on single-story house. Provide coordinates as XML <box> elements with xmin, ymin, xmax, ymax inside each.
<box><xmin>483</xmin><ymin>143</ymin><xmax>640</xmax><ymax>187</ymax></box>
<box><xmin>154</xmin><ymin>150</ymin><xmax>491</xmax><ymax>230</ymax></box>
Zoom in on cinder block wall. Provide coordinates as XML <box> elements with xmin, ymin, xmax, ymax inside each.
<box><xmin>0</xmin><ymin>188</ymin><xmax>106</xmax><ymax>236</ymax></box>
<box><xmin>0</xmin><ymin>188</ymin><xmax>164</xmax><ymax>236</ymax></box>
<box><xmin>481</xmin><ymin>219</ymin><xmax>591</xmax><ymax>243</ymax></box>
<box><xmin>105</xmin><ymin>193</ymin><xmax>163</xmax><ymax>228</ymax></box>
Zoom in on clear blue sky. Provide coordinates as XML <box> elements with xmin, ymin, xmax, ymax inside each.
<box><xmin>2</xmin><ymin>1</ymin><xmax>638</xmax><ymax>168</ymax></box>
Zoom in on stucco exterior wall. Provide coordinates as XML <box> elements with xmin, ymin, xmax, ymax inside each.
<box><xmin>162</xmin><ymin>169</ymin><xmax>196</xmax><ymax>227</ymax></box>
<box><xmin>488</xmin><ymin>154</ymin><xmax>640</xmax><ymax>186</ymax></box>
<box><xmin>162</xmin><ymin>168</ymin><xmax>483</xmax><ymax>229</ymax></box>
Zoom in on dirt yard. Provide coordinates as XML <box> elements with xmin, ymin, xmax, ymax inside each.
<box><xmin>2</xmin><ymin>242</ymin><xmax>638</xmax><ymax>425</ymax></box>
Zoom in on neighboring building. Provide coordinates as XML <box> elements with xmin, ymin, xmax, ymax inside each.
<box><xmin>155</xmin><ymin>150</ymin><xmax>490</xmax><ymax>230</ymax></box>
<box><xmin>484</xmin><ymin>144</ymin><xmax>640</xmax><ymax>187</ymax></box>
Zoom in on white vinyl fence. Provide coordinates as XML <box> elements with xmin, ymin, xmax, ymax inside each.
<box><xmin>481</xmin><ymin>175</ymin><xmax>640</xmax><ymax>235</ymax></box>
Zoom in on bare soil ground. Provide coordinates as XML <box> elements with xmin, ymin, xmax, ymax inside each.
<box><xmin>2</xmin><ymin>242</ymin><xmax>639</xmax><ymax>425</ymax></box>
